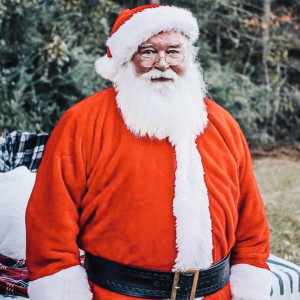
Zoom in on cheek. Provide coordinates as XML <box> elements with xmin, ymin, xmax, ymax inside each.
<box><xmin>172</xmin><ymin>65</ymin><xmax>186</xmax><ymax>77</ymax></box>
<box><xmin>171</xmin><ymin>60</ymin><xmax>187</xmax><ymax>77</ymax></box>
<box><xmin>134</xmin><ymin>65</ymin><xmax>146</xmax><ymax>76</ymax></box>
<box><xmin>132</xmin><ymin>55</ymin><xmax>149</xmax><ymax>76</ymax></box>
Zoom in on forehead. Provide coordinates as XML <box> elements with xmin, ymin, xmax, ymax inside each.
<box><xmin>139</xmin><ymin>30</ymin><xmax>186</xmax><ymax>48</ymax></box>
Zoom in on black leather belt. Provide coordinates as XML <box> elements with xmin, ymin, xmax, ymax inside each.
<box><xmin>84</xmin><ymin>252</ymin><xmax>230</xmax><ymax>300</ymax></box>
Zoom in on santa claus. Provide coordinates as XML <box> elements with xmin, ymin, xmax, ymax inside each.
<box><xmin>25</xmin><ymin>4</ymin><xmax>272</xmax><ymax>300</ymax></box>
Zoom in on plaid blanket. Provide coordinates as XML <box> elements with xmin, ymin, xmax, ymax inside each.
<box><xmin>0</xmin><ymin>255</ymin><xmax>85</xmax><ymax>298</ymax></box>
<box><xmin>0</xmin><ymin>254</ymin><xmax>28</xmax><ymax>297</ymax></box>
<box><xmin>0</xmin><ymin>131</ymin><xmax>49</xmax><ymax>173</ymax></box>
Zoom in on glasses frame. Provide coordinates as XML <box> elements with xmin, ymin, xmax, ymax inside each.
<box><xmin>139</xmin><ymin>52</ymin><xmax>185</xmax><ymax>68</ymax></box>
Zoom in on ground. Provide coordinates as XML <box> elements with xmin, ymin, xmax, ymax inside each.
<box><xmin>251</xmin><ymin>144</ymin><xmax>300</xmax><ymax>264</ymax></box>
<box><xmin>251</xmin><ymin>143</ymin><xmax>300</xmax><ymax>161</ymax></box>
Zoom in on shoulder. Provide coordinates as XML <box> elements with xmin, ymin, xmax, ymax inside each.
<box><xmin>54</xmin><ymin>86</ymin><xmax>117</xmax><ymax>130</ymax></box>
<box><xmin>205</xmin><ymin>98</ymin><xmax>238</xmax><ymax>125</ymax></box>
<box><xmin>66</xmin><ymin>86</ymin><xmax>117</xmax><ymax>117</ymax></box>
<box><xmin>49</xmin><ymin>87</ymin><xmax>117</xmax><ymax>140</ymax></box>
<box><xmin>204</xmin><ymin>98</ymin><xmax>242</xmax><ymax>136</ymax></box>
<box><xmin>201</xmin><ymin>98</ymin><xmax>249</xmax><ymax>159</ymax></box>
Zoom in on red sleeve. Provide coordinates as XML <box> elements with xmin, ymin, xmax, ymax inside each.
<box><xmin>26</xmin><ymin>109</ymin><xmax>87</xmax><ymax>280</ymax></box>
<box><xmin>231</xmin><ymin>129</ymin><xmax>270</xmax><ymax>270</ymax></box>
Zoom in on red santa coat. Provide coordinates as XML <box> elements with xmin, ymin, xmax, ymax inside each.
<box><xmin>26</xmin><ymin>87</ymin><xmax>271</xmax><ymax>300</ymax></box>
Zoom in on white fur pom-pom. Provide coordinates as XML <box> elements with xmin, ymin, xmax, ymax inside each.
<box><xmin>95</xmin><ymin>55</ymin><xmax>119</xmax><ymax>81</ymax></box>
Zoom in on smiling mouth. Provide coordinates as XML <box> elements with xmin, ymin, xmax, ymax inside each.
<box><xmin>151</xmin><ymin>77</ymin><xmax>173</xmax><ymax>82</ymax></box>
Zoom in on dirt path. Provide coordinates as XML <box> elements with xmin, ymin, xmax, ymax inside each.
<box><xmin>251</xmin><ymin>144</ymin><xmax>300</xmax><ymax>162</ymax></box>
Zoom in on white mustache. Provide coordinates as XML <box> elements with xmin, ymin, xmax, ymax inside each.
<box><xmin>141</xmin><ymin>69</ymin><xmax>179</xmax><ymax>81</ymax></box>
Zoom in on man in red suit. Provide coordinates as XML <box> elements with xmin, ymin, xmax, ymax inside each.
<box><xmin>26</xmin><ymin>5</ymin><xmax>272</xmax><ymax>300</ymax></box>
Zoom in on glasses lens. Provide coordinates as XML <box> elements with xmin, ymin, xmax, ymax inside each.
<box><xmin>166</xmin><ymin>53</ymin><xmax>184</xmax><ymax>66</ymax></box>
<box><xmin>140</xmin><ymin>55</ymin><xmax>157</xmax><ymax>68</ymax></box>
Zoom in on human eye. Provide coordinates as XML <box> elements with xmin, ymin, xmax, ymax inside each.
<box><xmin>141</xmin><ymin>49</ymin><xmax>155</xmax><ymax>56</ymax></box>
<box><xmin>168</xmin><ymin>49</ymin><xmax>180</xmax><ymax>54</ymax></box>
<box><xmin>167</xmin><ymin>49</ymin><xmax>182</xmax><ymax>57</ymax></box>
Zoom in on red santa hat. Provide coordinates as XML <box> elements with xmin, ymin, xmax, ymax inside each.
<box><xmin>95</xmin><ymin>5</ymin><xmax>199</xmax><ymax>81</ymax></box>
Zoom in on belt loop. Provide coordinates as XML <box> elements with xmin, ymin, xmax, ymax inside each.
<box><xmin>171</xmin><ymin>271</ymin><xmax>181</xmax><ymax>300</ymax></box>
<box><xmin>171</xmin><ymin>269</ymin><xmax>200</xmax><ymax>300</ymax></box>
<box><xmin>186</xmin><ymin>269</ymin><xmax>200</xmax><ymax>300</ymax></box>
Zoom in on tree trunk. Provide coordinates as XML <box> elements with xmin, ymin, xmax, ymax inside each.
<box><xmin>262</xmin><ymin>0</ymin><xmax>271</xmax><ymax>88</ymax></box>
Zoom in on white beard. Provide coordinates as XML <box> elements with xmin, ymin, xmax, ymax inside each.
<box><xmin>113</xmin><ymin>61</ymin><xmax>208</xmax><ymax>145</ymax></box>
<box><xmin>114</xmin><ymin>61</ymin><xmax>213</xmax><ymax>275</ymax></box>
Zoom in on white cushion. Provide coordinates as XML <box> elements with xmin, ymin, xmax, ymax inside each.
<box><xmin>0</xmin><ymin>166</ymin><xmax>36</xmax><ymax>260</ymax></box>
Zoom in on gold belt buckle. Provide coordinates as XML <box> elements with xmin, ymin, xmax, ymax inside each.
<box><xmin>171</xmin><ymin>269</ymin><xmax>200</xmax><ymax>300</ymax></box>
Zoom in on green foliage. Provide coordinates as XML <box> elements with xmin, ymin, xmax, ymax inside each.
<box><xmin>205</xmin><ymin>63</ymin><xmax>273</xmax><ymax>145</ymax></box>
<box><xmin>0</xmin><ymin>0</ymin><xmax>121</xmax><ymax>132</ymax></box>
<box><xmin>0</xmin><ymin>0</ymin><xmax>299</xmax><ymax>143</ymax></box>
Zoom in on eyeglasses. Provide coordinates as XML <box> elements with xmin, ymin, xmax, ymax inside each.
<box><xmin>139</xmin><ymin>51</ymin><xmax>185</xmax><ymax>68</ymax></box>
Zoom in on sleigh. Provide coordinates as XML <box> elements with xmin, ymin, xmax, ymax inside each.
<box><xmin>0</xmin><ymin>131</ymin><xmax>299</xmax><ymax>300</ymax></box>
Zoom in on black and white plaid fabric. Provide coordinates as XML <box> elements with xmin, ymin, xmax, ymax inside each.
<box><xmin>0</xmin><ymin>131</ymin><xmax>49</xmax><ymax>173</ymax></box>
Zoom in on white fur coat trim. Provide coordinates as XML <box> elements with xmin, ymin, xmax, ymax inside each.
<box><xmin>230</xmin><ymin>263</ymin><xmax>273</xmax><ymax>300</ymax></box>
<box><xmin>171</xmin><ymin>138</ymin><xmax>213</xmax><ymax>272</ymax></box>
<box><xmin>28</xmin><ymin>265</ymin><xmax>93</xmax><ymax>300</ymax></box>
<box><xmin>95</xmin><ymin>6</ymin><xmax>198</xmax><ymax>80</ymax></box>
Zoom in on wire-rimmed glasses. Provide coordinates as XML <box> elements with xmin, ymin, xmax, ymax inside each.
<box><xmin>139</xmin><ymin>52</ymin><xmax>185</xmax><ymax>68</ymax></box>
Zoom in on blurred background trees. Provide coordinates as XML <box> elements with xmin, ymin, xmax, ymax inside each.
<box><xmin>0</xmin><ymin>0</ymin><xmax>299</xmax><ymax>145</ymax></box>
<box><xmin>0</xmin><ymin>0</ymin><xmax>120</xmax><ymax>131</ymax></box>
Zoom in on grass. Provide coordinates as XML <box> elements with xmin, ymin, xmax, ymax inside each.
<box><xmin>253</xmin><ymin>157</ymin><xmax>300</xmax><ymax>265</ymax></box>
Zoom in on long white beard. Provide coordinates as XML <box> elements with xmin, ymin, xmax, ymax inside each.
<box><xmin>113</xmin><ymin>61</ymin><xmax>208</xmax><ymax>145</ymax></box>
<box><xmin>114</xmin><ymin>61</ymin><xmax>213</xmax><ymax>276</ymax></box>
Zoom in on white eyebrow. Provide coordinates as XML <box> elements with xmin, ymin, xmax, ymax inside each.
<box><xmin>168</xmin><ymin>44</ymin><xmax>182</xmax><ymax>48</ymax></box>
<box><xmin>139</xmin><ymin>43</ymin><xmax>153</xmax><ymax>48</ymax></box>
<box><xmin>139</xmin><ymin>43</ymin><xmax>184</xmax><ymax>49</ymax></box>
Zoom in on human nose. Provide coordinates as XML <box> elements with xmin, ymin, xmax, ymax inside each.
<box><xmin>154</xmin><ymin>56</ymin><xmax>169</xmax><ymax>70</ymax></box>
